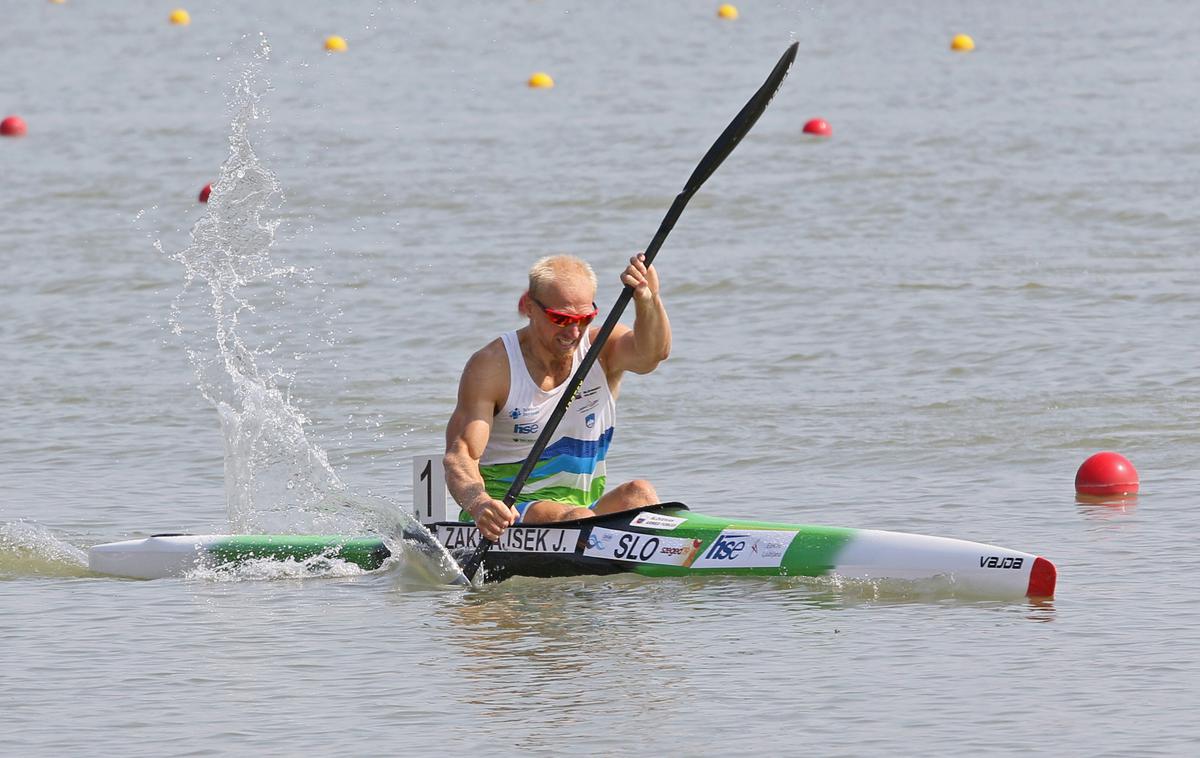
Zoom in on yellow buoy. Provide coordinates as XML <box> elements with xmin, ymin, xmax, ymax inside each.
<box><xmin>168</xmin><ymin>8</ymin><xmax>190</xmax><ymax>25</ymax></box>
<box><xmin>325</xmin><ymin>35</ymin><xmax>348</xmax><ymax>52</ymax></box>
<box><xmin>717</xmin><ymin>4</ymin><xmax>738</xmax><ymax>20</ymax></box>
<box><xmin>528</xmin><ymin>72</ymin><xmax>554</xmax><ymax>89</ymax></box>
<box><xmin>950</xmin><ymin>34</ymin><xmax>975</xmax><ymax>52</ymax></box>
<box><xmin>49</xmin><ymin>0</ymin><xmax>67</xmax><ymax>5</ymax></box>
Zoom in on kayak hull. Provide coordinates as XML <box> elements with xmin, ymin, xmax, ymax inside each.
<box><xmin>87</xmin><ymin>503</ymin><xmax>1056</xmax><ymax>597</ymax></box>
<box><xmin>436</xmin><ymin>504</ymin><xmax>1055</xmax><ymax>597</ymax></box>
<box><xmin>87</xmin><ymin>534</ymin><xmax>391</xmax><ymax>580</ymax></box>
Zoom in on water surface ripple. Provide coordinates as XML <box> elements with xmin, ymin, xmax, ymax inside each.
<box><xmin>3</xmin><ymin>1</ymin><xmax>1198</xmax><ymax>755</ymax></box>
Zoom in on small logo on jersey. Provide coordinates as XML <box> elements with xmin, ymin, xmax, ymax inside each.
<box><xmin>585</xmin><ymin>413</ymin><xmax>596</xmax><ymax>428</ymax></box>
<box><xmin>514</xmin><ymin>422</ymin><xmax>540</xmax><ymax>435</ymax></box>
<box><xmin>574</xmin><ymin>398</ymin><xmax>599</xmax><ymax>414</ymax></box>
<box><xmin>509</xmin><ymin>408</ymin><xmax>525</xmax><ymax>420</ymax></box>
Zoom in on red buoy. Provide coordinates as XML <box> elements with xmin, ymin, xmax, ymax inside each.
<box><xmin>802</xmin><ymin>118</ymin><xmax>831</xmax><ymax>137</ymax></box>
<box><xmin>198</xmin><ymin>183</ymin><xmax>212</xmax><ymax>203</ymax></box>
<box><xmin>1</xmin><ymin>115</ymin><xmax>28</xmax><ymax>137</ymax></box>
<box><xmin>1075</xmin><ymin>451</ymin><xmax>1139</xmax><ymax>496</ymax></box>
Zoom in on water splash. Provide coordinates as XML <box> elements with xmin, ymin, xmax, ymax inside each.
<box><xmin>0</xmin><ymin>521</ymin><xmax>90</xmax><ymax>578</ymax></box>
<box><xmin>163</xmin><ymin>36</ymin><xmax>346</xmax><ymax>533</ymax></box>
<box><xmin>186</xmin><ymin>552</ymin><xmax>373</xmax><ymax>582</ymax></box>
<box><xmin>155</xmin><ymin>37</ymin><xmax>467</xmax><ymax>585</ymax></box>
<box><xmin>183</xmin><ymin>541</ymin><xmax>464</xmax><ymax>588</ymax></box>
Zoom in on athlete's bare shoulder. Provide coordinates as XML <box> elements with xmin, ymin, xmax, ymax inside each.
<box><xmin>458</xmin><ymin>337</ymin><xmax>510</xmax><ymax>412</ymax></box>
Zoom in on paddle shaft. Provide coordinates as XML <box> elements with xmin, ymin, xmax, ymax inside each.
<box><xmin>461</xmin><ymin>42</ymin><xmax>798</xmax><ymax>581</ymax></box>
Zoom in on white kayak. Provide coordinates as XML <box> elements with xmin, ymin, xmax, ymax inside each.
<box><xmin>88</xmin><ymin>503</ymin><xmax>1056</xmax><ymax>598</ymax></box>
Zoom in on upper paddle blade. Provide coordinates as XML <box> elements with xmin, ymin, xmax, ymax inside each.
<box><xmin>683</xmin><ymin>41</ymin><xmax>798</xmax><ymax>195</ymax></box>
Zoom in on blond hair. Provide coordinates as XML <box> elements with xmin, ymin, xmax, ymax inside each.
<box><xmin>527</xmin><ymin>255</ymin><xmax>597</xmax><ymax>300</ymax></box>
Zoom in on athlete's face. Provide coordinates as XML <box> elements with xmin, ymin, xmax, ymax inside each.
<box><xmin>522</xmin><ymin>277</ymin><xmax>597</xmax><ymax>357</ymax></box>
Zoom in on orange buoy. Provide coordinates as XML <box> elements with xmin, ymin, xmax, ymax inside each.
<box><xmin>802</xmin><ymin>118</ymin><xmax>831</xmax><ymax>137</ymax></box>
<box><xmin>1</xmin><ymin>115</ymin><xmax>28</xmax><ymax>137</ymax></box>
<box><xmin>1075</xmin><ymin>451</ymin><xmax>1139</xmax><ymax>496</ymax></box>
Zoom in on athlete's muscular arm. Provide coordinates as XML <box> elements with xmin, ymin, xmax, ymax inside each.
<box><xmin>444</xmin><ymin>341</ymin><xmax>516</xmax><ymax>541</ymax></box>
<box><xmin>602</xmin><ymin>252</ymin><xmax>671</xmax><ymax>387</ymax></box>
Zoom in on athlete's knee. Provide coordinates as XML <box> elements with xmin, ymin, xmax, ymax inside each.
<box><xmin>619</xmin><ymin>479</ymin><xmax>658</xmax><ymax>506</ymax></box>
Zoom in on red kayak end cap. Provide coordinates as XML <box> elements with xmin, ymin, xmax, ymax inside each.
<box><xmin>1026</xmin><ymin>556</ymin><xmax>1057</xmax><ymax>597</ymax></box>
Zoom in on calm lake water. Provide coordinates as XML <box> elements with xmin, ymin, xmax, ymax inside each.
<box><xmin>3</xmin><ymin>1</ymin><xmax>1199</xmax><ymax>755</ymax></box>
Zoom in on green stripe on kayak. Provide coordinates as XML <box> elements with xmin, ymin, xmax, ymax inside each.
<box><xmin>623</xmin><ymin>506</ymin><xmax>856</xmax><ymax>578</ymax></box>
<box><xmin>208</xmin><ymin>536</ymin><xmax>391</xmax><ymax>571</ymax></box>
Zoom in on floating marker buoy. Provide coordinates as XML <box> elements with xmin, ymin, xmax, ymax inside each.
<box><xmin>169</xmin><ymin>8</ymin><xmax>190</xmax><ymax>25</ymax></box>
<box><xmin>717</xmin><ymin>4</ymin><xmax>739</xmax><ymax>19</ymax></box>
<box><xmin>802</xmin><ymin>118</ymin><xmax>831</xmax><ymax>137</ymax></box>
<box><xmin>528</xmin><ymin>72</ymin><xmax>554</xmax><ymax>89</ymax></box>
<box><xmin>1075</xmin><ymin>451</ymin><xmax>1139</xmax><ymax>496</ymax></box>
<box><xmin>198</xmin><ymin>183</ymin><xmax>212</xmax><ymax>203</ymax></box>
<box><xmin>324</xmin><ymin>35</ymin><xmax>347</xmax><ymax>52</ymax></box>
<box><xmin>951</xmin><ymin>34</ymin><xmax>975</xmax><ymax>52</ymax></box>
<box><xmin>1</xmin><ymin>115</ymin><xmax>27</xmax><ymax>137</ymax></box>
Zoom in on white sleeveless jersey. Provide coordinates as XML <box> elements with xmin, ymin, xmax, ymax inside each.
<box><xmin>477</xmin><ymin>329</ymin><xmax>616</xmax><ymax>506</ymax></box>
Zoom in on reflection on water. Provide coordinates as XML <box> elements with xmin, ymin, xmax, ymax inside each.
<box><xmin>1075</xmin><ymin>493</ymin><xmax>1139</xmax><ymax>515</ymax></box>
<box><xmin>1076</xmin><ymin>494</ymin><xmax>1140</xmax><ymax>541</ymax></box>
<box><xmin>1025</xmin><ymin>597</ymin><xmax>1057</xmax><ymax>623</ymax></box>
<box><xmin>420</xmin><ymin>572</ymin><xmax>1060</xmax><ymax>751</ymax></box>
<box><xmin>431</xmin><ymin>576</ymin><xmax>818</xmax><ymax>725</ymax></box>
<box><xmin>433</xmin><ymin>571</ymin><xmax>1058</xmax><ymax>714</ymax></box>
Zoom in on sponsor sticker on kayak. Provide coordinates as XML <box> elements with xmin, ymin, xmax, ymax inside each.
<box><xmin>629</xmin><ymin>512</ymin><xmax>687</xmax><ymax>531</ymax></box>
<box><xmin>438</xmin><ymin>525</ymin><xmax>579</xmax><ymax>553</ymax></box>
<box><xmin>689</xmin><ymin>529</ymin><xmax>797</xmax><ymax>569</ymax></box>
<box><xmin>585</xmin><ymin>527</ymin><xmax>703</xmax><ymax>566</ymax></box>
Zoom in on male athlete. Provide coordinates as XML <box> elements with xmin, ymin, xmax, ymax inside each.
<box><xmin>444</xmin><ymin>253</ymin><xmax>671</xmax><ymax>541</ymax></box>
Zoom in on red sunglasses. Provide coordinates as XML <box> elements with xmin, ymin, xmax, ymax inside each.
<box><xmin>530</xmin><ymin>296</ymin><xmax>599</xmax><ymax>328</ymax></box>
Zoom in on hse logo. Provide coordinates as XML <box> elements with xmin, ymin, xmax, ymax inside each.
<box><xmin>980</xmin><ymin>555</ymin><xmax>1025</xmax><ymax>570</ymax></box>
<box><xmin>690</xmin><ymin>529</ymin><xmax>798</xmax><ymax>569</ymax></box>
<box><xmin>702</xmin><ymin>533</ymin><xmax>748</xmax><ymax>561</ymax></box>
<box><xmin>513</xmin><ymin>422</ymin><xmax>540</xmax><ymax>435</ymax></box>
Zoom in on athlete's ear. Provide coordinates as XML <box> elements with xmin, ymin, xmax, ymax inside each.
<box><xmin>518</xmin><ymin>292</ymin><xmax>529</xmax><ymax>316</ymax></box>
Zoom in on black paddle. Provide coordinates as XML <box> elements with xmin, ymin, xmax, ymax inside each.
<box><xmin>400</xmin><ymin>522</ymin><xmax>471</xmax><ymax>586</ymax></box>
<box><xmin>462</xmin><ymin>42</ymin><xmax>799</xmax><ymax>582</ymax></box>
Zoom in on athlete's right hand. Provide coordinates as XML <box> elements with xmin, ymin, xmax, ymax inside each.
<box><xmin>469</xmin><ymin>498</ymin><xmax>516</xmax><ymax>542</ymax></box>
